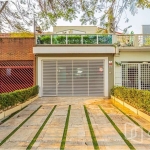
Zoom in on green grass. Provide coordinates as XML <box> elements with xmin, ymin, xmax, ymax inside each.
<box><xmin>98</xmin><ymin>105</ymin><xmax>135</xmax><ymax>150</ymax></box>
<box><xmin>84</xmin><ymin>105</ymin><xmax>99</xmax><ymax>150</ymax></box>
<box><xmin>0</xmin><ymin>106</ymin><xmax>28</xmax><ymax>125</ymax></box>
<box><xmin>0</xmin><ymin>105</ymin><xmax>41</xmax><ymax>146</ymax></box>
<box><xmin>26</xmin><ymin>105</ymin><xmax>57</xmax><ymax>150</ymax></box>
<box><xmin>60</xmin><ymin>105</ymin><xmax>71</xmax><ymax>150</ymax></box>
<box><xmin>113</xmin><ymin>104</ymin><xmax>150</xmax><ymax>135</ymax></box>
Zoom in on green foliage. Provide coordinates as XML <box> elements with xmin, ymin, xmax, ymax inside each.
<box><xmin>0</xmin><ymin>85</ymin><xmax>39</xmax><ymax>110</ymax></box>
<box><xmin>1</xmin><ymin>0</ymin><xmax>149</xmax><ymax>32</ymax></box>
<box><xmin>60</xmin><ymin>105</ymin><xmax>71</xmax><ymax>150</ymax></box>
<box><xmin>39</xmin><ymin>35</ymin><xmax>112</xmax><ymax>45</ymax></box>
<box><xmin>111</xmin><ymin>86</ymin><xmax>150</xmax><ymax>114</ymax></box>
<box><xmin>84</xmin><ymin>105</ymin><xmax>99</xmax><ymax>150</ymax></box>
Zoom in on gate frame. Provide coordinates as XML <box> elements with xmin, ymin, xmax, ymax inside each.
<box><xmin>37</xmin><ymin>57</ymin><xmax>108</xmax><ymax>97</ymax></box>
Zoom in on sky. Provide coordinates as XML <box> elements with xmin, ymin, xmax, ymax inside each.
<box><xmin>52</xmin><ymin>7</ymin><xmax>150</xmax><ymax>34</ymax></box>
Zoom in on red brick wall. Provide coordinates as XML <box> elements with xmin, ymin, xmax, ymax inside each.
<box><xmin>0</xmin><ymin>38</ymin><xmax>34</xmax><ymax>60</ymax></box>
<box><xmin>0</xmin><ymin>38</ymin><xmax>36</xmax><ymax>89</ymax></box>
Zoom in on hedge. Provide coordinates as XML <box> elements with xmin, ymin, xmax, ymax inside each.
<box><xmin>111</xmin><ymin>86</ymin><xmax>150</xmax><ymax>115</ymax></box>
<box><xmin>0</xmin><ymin>85</ymin><xmax>39</xmax><ymax>110</ymax></box>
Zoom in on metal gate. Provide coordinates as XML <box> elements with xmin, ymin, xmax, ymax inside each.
<box><xmin>42</xmin><ymin>59</ymin><xmax>104</xmax><ymax>96</ymax></box>
<box><xmin>122</xmin><ymin>63</ymin><xmax>150</xmax><ymax>90</ymax></box>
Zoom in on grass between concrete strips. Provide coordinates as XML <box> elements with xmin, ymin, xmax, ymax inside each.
<box><xmin>0</xmin><ymin>106</ymin><xmax>28</xmax><ymax>125</ymax></box>
<box><xmin>113</xmin><ymin>104</ymin><xmax>150</xmax><ymax>135</ymax></box>
<box><xmin>84</xmin><ymin>105</ymin><xmax>99</xmax><ymax>150</ymax></box>
<box><xmin>27</xmin><ymin>105</ymin><xmax>57</xmax><ymax>150</ymax></box>
<box><xmin>0</xmin><ymin>105</ymin><xmax>42</xmax><ymax>146</ymax></box>
<box><xmin>60</xmin><ymin>105</ymin><xmax>71</xmax><ymax>150</ymax></box>
<box><xmin>98</xmin><ymin>105</ymin><xmax>136</xmax><ymax>150</ymax></box>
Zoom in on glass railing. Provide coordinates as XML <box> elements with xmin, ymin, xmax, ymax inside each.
<box><xmin>36</xmin><ymin>33</ymin><xmax>150</xmax><ymax>47</ymax></box>
<box><xmin>36</xmin><ymin>34</ymin><xmax>113</xmax><ymax>45</ymax></box>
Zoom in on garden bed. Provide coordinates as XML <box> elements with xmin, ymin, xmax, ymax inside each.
<box><xmin>0</xmin><ymin>85</ymin><xmax>39</xmax><ymax>120</ymax></box>
<box><xmin>111</xmin><ymin>86</ymin><xmax>150</xmax><ymax>122</ymax></box>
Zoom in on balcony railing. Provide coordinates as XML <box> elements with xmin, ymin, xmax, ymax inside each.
<box><xmin>117</xmin><ymin>34</ymin><xmax>150</xmax><ymax>47</ymax></box>
<box><xmin>35</xmin><ymin>34</ymin><xmax>150</xmax><ymax>47</ymax></box>
<box><xmin>36</xmin><ymin>34</ymin><xmax>113</xmax><ymax>45</ymax></box>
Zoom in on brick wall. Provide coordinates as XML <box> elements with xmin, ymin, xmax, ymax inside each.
<box><xmin>0</xmin><ymin>38</ymin><xmax>34</xmax><ymax>60</ymax></box>
<box><xmin>0</xmin><ymin>38</ymin><xmax>35</xmax><ymax>92</ymax></box>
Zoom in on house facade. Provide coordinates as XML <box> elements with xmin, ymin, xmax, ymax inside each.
<box><xmin>114</xmin><ymin>33</ymin><xmax>150</xmax><ymax>91</ymax></box>
<box><xmin>1</xmin><ymin>26</ymin><xmax>150</xmax><ymax>97</ymax></box>
<box><xmin>34</xmin><ymin>26</ymin><xmax>115</xmax><ymax>97</ymax></box>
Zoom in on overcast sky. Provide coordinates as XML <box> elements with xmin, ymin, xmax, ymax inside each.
<box><xmin>53</xmin><ymin>8</ymin><xmax>150</xmax><ymax>34</ymax></box>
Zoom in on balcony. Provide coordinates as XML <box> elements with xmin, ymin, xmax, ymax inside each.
<box><xmin>35</xmin><ymin>34</ymin><xmax>113</xmax><ymax>45</ymax></box>
<box><xmin>34</xmin><ymin>34</ymin><xmax>150</xmax><ymax>54</ymax></box>
<box><xmin>117</xmin><ymin>34</ymin><xmax>150</xmax><ymax>47</ymax></box>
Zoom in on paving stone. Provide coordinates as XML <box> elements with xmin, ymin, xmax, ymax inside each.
<box><xmin>0</xmin><ymin>97</ymin><xmax>150</xmax><ymax>150</ymax></box>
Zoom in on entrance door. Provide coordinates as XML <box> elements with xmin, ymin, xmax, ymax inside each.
<box><xmin>57</xmin><ymin>60</ymin><xmax>72</xmax><ymax>96</ymax></box>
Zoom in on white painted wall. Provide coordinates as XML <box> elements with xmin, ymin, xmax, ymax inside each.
<box><xmin>33</xmin><ymin>46</ymin><xmax>115</xmax><ymax>54</ymax></box>
<box><xmin>114</xmin><ymin>51</ymin><xmax>150</xmax><ymax>86</ymax></box>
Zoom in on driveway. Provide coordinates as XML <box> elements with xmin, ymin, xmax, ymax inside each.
<box><xmin>0</xmin><ymin>97</ymin><xmax>150</xmax><ymax>150</ymax></box>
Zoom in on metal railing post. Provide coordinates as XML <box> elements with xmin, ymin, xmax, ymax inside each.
<box><xmin>134</xmin><ymin>35</ymin><xmax>139</xmax><ymax>47</ymax></box>
<box><xmin>112</xmin><ymin>34</ymin><xmax>117</xmax><ymax>44</ymax></box>
<box><xmin>66</xmin><ymin>35</ymin><xmax>68</xmax><ymax>44</ymax></box>
<box><xmin>81</xmin><ymin>35</ymin><xmax>83</xmax><ymax>44</ymax></box>
<box><xmin>51</xmin><ymin>34</ymin><xmax>52</xmax><ymax>44</ymax></box>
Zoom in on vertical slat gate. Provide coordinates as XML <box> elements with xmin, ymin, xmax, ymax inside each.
<box><xmin>43</xmin><ymin>60</ymin><xmax>56</xmax><ymax>96</ymax></box>
<box><xmin>89</xmin><ymin>60</ymin><xmax>104</xmax><ymax>96</ymax></box>
<box><xmin>42</xmin><ymin>59</ymin><xmax>105</xmax><ymax>96</ymax></box>
<box><xmin>57</xmin><ymin>60</ymin><xmax>72</xmax><ymax>96</ymax></box>
<box><xmin>73</xmin><ymin>60</ymin><xmax>88</xmax><ymax>96</ymax></box>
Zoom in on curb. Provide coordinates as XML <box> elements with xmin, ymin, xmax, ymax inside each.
<box><xmin>111</xmin><ymin>95</ymin><xmax>150</xmax><ymax>122</ymax></box>
<box><xmin>0</xmin><ymin>95</ymin><xmax>39</xmax><ymax>120</ymax></box>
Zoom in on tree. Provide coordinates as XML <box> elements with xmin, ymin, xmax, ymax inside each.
<box><xmin>0</xmin><ymin>0</ymin><xmax>79</xmax><ymax>32</ymax></box>
<box><xmin>0</xmin><ymin>0</ymin><xmax>149</xmax><ymax>33</ymax></box>
<box><xmin>80</xmin><ymin>0</ymin><xmax>150</xmax><ymax>33</ymax></box>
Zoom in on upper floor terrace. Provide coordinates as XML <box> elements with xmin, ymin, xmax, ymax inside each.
<box><xmin>34</xmin><ymin>33</ymin><xmax>150</xmax><ymax>54</ymax></box>
<box><xmin>35</xmin><ymin>34</ymin><xmax>150</xmax><ymax>46</ymax></box>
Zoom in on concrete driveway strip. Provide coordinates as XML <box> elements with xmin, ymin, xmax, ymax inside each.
<box><xmin>65</xmin><ymin>104</ymin><xmax>91</xmax><ymax>150</ymax></box>
<box><xmin>86</xmin><ymin>105</ymin><xmax>130</xmax><ymax>150</ymax></box>
<box><xmin>32</xmin><ymin>105</ymin><xmax>69</xmax><ymax>150</ymax></box>
<box><xmin>99</xmin><ymin>102</ymin><xmax>150</xmax><ymax>150</ymax></box>
<box><xmin>0</xmin><ymin>105</ymin><xmax>54</xmax><ymax>149</ymax></box>
<box><xmin>0</xmin><ymin>104</ymin><xmax>41</xmax><ymax>144</ymax></box>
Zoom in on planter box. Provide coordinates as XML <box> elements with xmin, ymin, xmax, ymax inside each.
<box><xmin>111</xmin><ymin>95</ymin><xmax>150</xmax><ymax>123</ymax></box>
<box><xmin>138</xmin><ymin>110</ymin><xmax>150</xmax><ymax>122</ymax></box>
<box><xmin>0</xmin><ymin>95</ymin><xmax>38</xmax><ymax>121</ymax></box>
<box><xmin>124</xmin><ymin>102</ymin><xmax>138</xmax><ymax>114</ymax></box>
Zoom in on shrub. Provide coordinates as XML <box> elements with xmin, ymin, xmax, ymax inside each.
<box><xmin>111</xmin><ymin>86</ymin><xmax>150</xmax><ymax>114</ymax></box>
<box><xmin>0</xmin><ymin>85</ymin><xmax>39</xmax><ymax>110</ymax></box>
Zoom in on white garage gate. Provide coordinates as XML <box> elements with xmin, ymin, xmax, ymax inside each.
<box><xmin>39</xmin><ymin>58</ymin><xmax>108</xmax><ymax>97</ymax></box>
